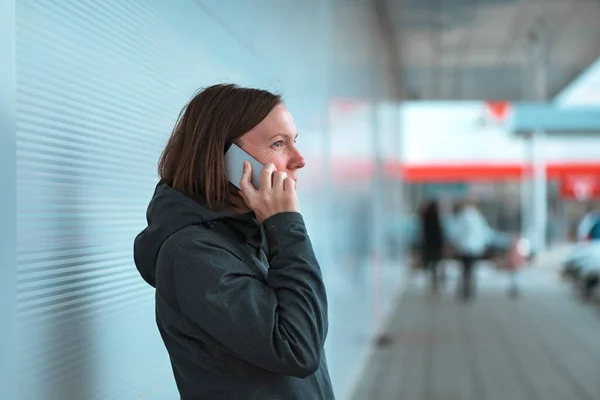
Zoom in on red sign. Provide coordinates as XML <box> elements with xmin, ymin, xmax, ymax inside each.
<box><xmin>560</xmin><ymin>174</ymin><xmax>600</xmax><ymax>200</ymax></box>
<box><xmin>485</xmin><ymin>101</ymin><xmax>512</xmax><ymax>122</ymax></box>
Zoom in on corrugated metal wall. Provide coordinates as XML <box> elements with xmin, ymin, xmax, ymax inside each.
<box><xmin>1</xmin><ymin>0</ymin><xmax>17</xmax><ymax>399</ymax></box>
<box><xmin>14</xmin><ymin>0</ymin><xmax>397</xmax><ymax>398</ymax></box>
<box><xmin>16</xmin><ymin>0</ymin><xmax>193</xmax><ymax>397</ymax></box>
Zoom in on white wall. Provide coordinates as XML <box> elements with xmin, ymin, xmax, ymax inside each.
<box><xmin>400</xmin><ymin>102</ymin><xmax>600</xmax><ymax>165</ymax></box>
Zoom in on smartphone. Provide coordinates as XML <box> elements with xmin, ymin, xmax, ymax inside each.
<box><xmin>225</xmin><ymin>143</ymin><xmax>263</xmax><ymax>189</ymax></box>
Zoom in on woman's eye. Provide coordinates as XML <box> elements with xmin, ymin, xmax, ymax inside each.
<box><xmin>273</xmin><ymin>141</ymin><xmax>284</xmax><ymax>148</ymax></box>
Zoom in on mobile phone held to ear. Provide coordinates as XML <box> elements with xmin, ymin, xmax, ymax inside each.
<box><xmin>225</xmin><ymin>143</ymin><xmax>263</xmax><ymax>189</ymax></box>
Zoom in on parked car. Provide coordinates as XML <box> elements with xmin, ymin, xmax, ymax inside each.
<box><xmin>562</xmin><ymin>215</ymin><xmax>600</xmax><ymax>300</ymax></box>
<box><xmin>563</xmin><ymin>243</ymin><xmax>592</xmax><ymax>279</ymax></box>
<box><xmin>577</xmin><ymin>220</ymin><xmax>600</xmax><ymax>300</ymax></box>
<box><xmin>563</xmin><ymin>215</ymin><xmax>600</xmax><ymax>272</ymax></box>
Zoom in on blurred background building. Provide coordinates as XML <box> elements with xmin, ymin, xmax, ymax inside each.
<box><xmin>2</xmin><ymin>0</ymin><xmax>600</xmax><ymax>399</ymax></box>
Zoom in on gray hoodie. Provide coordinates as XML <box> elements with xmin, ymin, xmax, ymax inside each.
<box><xmin>133</xmin><ymin>181</ymin><xmax>334</xmax><ymax>399</ymax></box>
<box><xmin>451</xmin><ymin>205</ymin><xmax>492</xmax><ymax>257</ymax></box>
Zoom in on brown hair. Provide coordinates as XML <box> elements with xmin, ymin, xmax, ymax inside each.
<box><xmin>158</xmin><ymin>84</ymin><xmax>282</xmax><ymax>210</ymax></box>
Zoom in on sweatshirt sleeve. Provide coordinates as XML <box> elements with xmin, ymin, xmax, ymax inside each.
<box><xmin>172</xmin><ymin>212</ymin><xmax>328</xmax><ymax>378</ymax></box>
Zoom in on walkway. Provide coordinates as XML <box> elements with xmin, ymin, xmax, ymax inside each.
<box><xmin>348</xmin><ymin>262</ymin><xmax>600</xmax><ymax>400</ymax></box>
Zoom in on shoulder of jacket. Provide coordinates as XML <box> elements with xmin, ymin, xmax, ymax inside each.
<box><xmin>169</xmin><ymin>223</ymin><xmax>261</xmax><ymax>277</ymax></box>
<box><xmin>175</xmin><ymin>223</ymin><xmax>232</xmax><ymax>248</ymax></box>
<box><xmin>160</xmin><ymin>224</ymin><xmax>228</xmax><ymax>258</ymax></box>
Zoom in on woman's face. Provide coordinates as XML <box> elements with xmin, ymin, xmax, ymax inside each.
<box><xmin>239</xmin><ymin>104</ymin><xmax>306</xmax><ymax>183</ymax></box>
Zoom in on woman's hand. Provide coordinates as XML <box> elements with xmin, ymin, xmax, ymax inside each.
<box><xmin>239</xmin><ymin>161</ymin><xmax>299</xmax><ymax>223</ymax></box>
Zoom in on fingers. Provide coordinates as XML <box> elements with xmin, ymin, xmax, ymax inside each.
<box><xmin>283</xmin><ymin>177</ymin><xmax>296</xmax><ymax>192</ymax></box>
<box><xmin>272</xmin><ymin>171</ymin><xmax>287</xmax><ymax>190</ymax></box>
<box><xmin>260</xmin><ymin>163</ymin><xmax>276</xmax><ymax>189</ymax></box>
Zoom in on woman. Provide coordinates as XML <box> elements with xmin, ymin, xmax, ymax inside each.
<box><xmin>133</xmin><ymin>84</ymin><xmax>334</xmax><ymax>399</ymax></box>
<box><xmin>419</xmin><ymin>199</ymin><xmax>445</xmax><ymax>291</ymax></box>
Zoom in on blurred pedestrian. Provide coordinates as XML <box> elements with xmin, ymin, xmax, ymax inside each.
<box><xmin>450</xmin><ymin>198</ymin><xmax>491</xmax><ymax>301</ymax></box>
<box><xmin>420</xmin><ymin>199</ymin><xmax>445</xmax><ymax>292</ymax></box>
